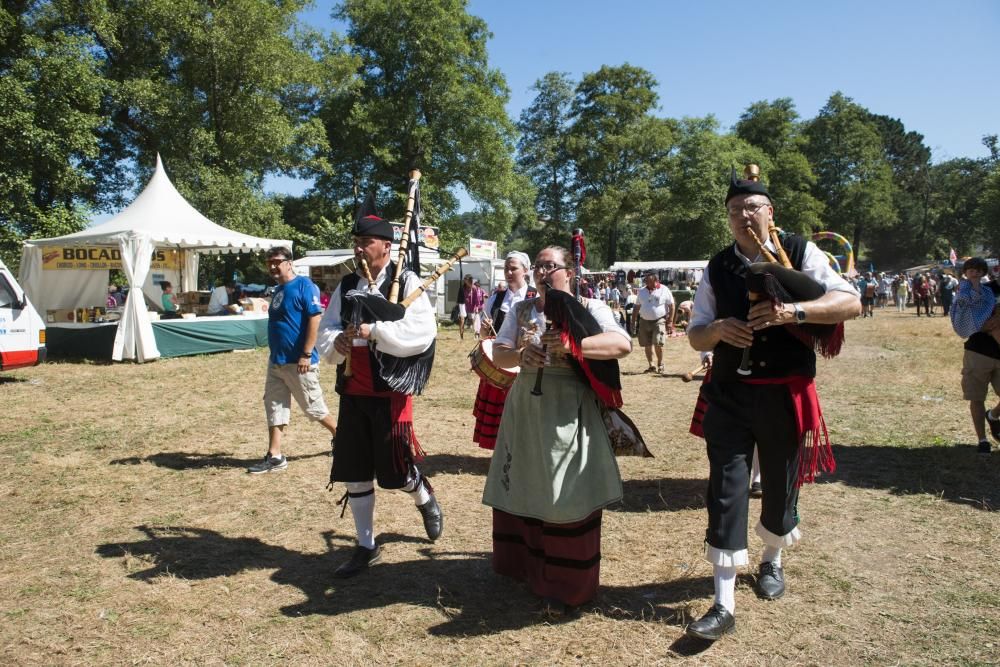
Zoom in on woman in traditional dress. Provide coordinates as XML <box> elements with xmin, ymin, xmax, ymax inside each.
<box><xmin>471</xmin><ymin>251</ymin><xmax>535</xmax><ymax>450</ymax></box>
<box><xmin>482</xmin><ymin>245</ymin><xmax>632</xmax><ymax>609</ymax></box>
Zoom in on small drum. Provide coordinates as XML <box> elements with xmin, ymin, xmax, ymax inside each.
<box><xmin>469</xmin><ymin>339</ymin><xmax>519</xmax><ymax>389</ymax></box>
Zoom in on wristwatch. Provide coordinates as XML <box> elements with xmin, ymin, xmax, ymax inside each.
<box><xmin>793</xmin><ymin>303</ymin><xmax>806</xmax><ymax>324</ymax></box>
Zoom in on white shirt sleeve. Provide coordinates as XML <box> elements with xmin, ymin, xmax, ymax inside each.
<box><xmin>690</xmin><ymin>270</ymin><xmax>717</xmax><ymax>328</ymax></box>
<box><xmin>800</xmin><ymin>242</ymin><xmax>860</xmax><ymax>296</ymax></box>
<box><xmin>589</xmin><ymin>299</ymin><xmax>632</xmax><ymax>345</ymax></box>
<box><xmin>368</xmin><ymin>271</ymin><xmax>436</xmax><ymax>357</ymax></box>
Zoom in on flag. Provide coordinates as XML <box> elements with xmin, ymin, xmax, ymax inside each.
<box><xmin>949</xmin><ymin>247</ymin><xmax>958</xmax><ymax>267</ymax></box>
<box><xmin>407</xmin><ymin>176</ymin><xmax>422</xmax><ymax>278</ymax></box>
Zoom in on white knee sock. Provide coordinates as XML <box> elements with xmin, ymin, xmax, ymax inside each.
<box><xmin>713</xmin><ymin>565</ymin><xmax>737</xmax><ymax>613</ymax></box>
<box><xmin>344</xmin><ymin>481</ymin><xmax>376</xmax><ymax>550</ymax></box>
<box><xmin>402</xmin><ymin>470</ymin><xmax>431</xmax><ymax>506</ymax></box>
<box><xmin>762</xmin><ymin>545</ymin><xmax>782</xmax><ymax>567</ymax></box>
<box><xmin>750</xmin><ymin>448</ymin><xmax>761</xmax><ymax>485</ymax></box>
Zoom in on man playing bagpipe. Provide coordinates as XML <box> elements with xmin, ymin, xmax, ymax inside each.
<box><xmin>316</xmin><ymin>213</ymin><xmax>443</xmax><ymax>578</ymax></box>
<box><xmin>684</xmin><ymin>166</ymin><xmax>861</xmax><ymax>640</ymax></box>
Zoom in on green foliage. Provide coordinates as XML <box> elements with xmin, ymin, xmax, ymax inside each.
<box><xmin>316</xmin><ymin>0</ymin><xmax>524</xmax><ymax>248</ymax></box>
<box><xmin>516</xmin><ymin>72</ymin><xmax>576</xmax><ymax>238</ymax></box>
<box><xmin>803</xmin><ymin>92</ymin><xmax>897</xmax><ymax>260</ymax></box>
<box><xmin>735</xmin><ymin>98</ymin><xmax>824</xmax><ymax>237</ymax></box>
<box><xmin>567</xmin><ymin>64</ymin><xmax>674</xmax><ymax>265</ymax></box>
<box><xmin>654</xmin><ymin>116</ymin><xmax>766</xmax><ymax>259</ymax></box>
<box><xmin>0</xmin><ymin>3</ymin><xmax>108</xmax><ymax>270</ymax></box>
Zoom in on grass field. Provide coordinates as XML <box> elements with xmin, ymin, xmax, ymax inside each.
<box><xmin>1</xmin><ymin>309</ymin><xmax>998</xmax><ymax>665</ymax></box>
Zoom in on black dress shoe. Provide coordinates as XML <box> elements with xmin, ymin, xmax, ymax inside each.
<box><xmin>685</xmin><ymin>603</ymin><xmax>735</xmax><ymax>641</ymax></box>
<box><xmin>756</xmin><ymin>561</ymin><xmax>785</xmax><ymax>600</ymax></box>
<box><xmin>417</xmin><ymin>495</ymin><xmax>444</xmax><ymax>541</ymax></box>
<box><xmin>749</xmin><ymin>481</ymin><xmax>762</xmax><ymax>498</ymax></box>
<box><xmin>333</xmin><ymin>544</ymin><xmax>382</xmax><ymax>578</ymax></box>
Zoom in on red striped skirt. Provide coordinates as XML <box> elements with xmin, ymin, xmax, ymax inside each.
<box><xmin>472</xmin><ymin>378</ymin><xmax>509</xmax><ymax>450</ymax></box>
<box><xmin>492</xmin><ymin>508</ymin><xmax>602</xmax><ymax>607</ymax></box>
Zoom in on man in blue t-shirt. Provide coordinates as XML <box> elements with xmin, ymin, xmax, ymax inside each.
<box><xmin>249</xmin><ymin>246</ymin><xmax>338</xmax><ymax>474</ymax></box>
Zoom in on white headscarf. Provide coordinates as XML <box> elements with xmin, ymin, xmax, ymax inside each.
<box><xmin>505</xmin><ymin>251</ymin><xmax>531</xmax><ymax>272</ymax></box>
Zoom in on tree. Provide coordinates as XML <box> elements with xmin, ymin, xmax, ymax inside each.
<box><xmin>67</xmin><ymin>0</ymin><xmax>334</xmax><ymax>247</ymax></box>
<box><xmin>516</xmin><ymin>72</ymin><xmax>575</xmax><ymax>244</ymax></box>
<box><xmin>0</xmin><ymin>1</ymin><xmax>109</xmax><ymax>269</ymax></box>
<box><xmin>653</xmin><ymin>116</ymin><xmax>766</xmax><ymax>259</ymax></box>
<box><xmin>566</xmin><ymin>64</ymin><xmax>674</xmax><ymax>265</ymax></box>
<box><xmin>735</xmin><ymin>98</ymin><xmax>823</xmax><ymax>236</ymax></box>
<box><xmin>318</xmin><ymin>0</ymin><xmax>526</xmax><ymax>248</ymax></box>
<box><xmin>803</xmin><ymin>92</ymin><xmax>896</xmax><ymax>261</ymax></box>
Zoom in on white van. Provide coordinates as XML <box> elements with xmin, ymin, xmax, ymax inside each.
<box><xmin>0</xmin><ymin>259</ymin><xmax>46</xmax><ymax>370</ymax></box>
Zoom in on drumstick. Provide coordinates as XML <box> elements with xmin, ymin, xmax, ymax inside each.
<box><xmin>682</xmin><ymin>361</ymin><xmax>708</xmax><ymax>382</ymax></box>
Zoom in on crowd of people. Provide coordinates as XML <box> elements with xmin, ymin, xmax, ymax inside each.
<box><xmin>853</xmin><ymin>269</ymin><xmax>963</xmax><ymax>317</ymax></box>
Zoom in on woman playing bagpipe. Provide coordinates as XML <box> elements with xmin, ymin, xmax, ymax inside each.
<box><xmin>469</xmin><ymin>251</ymin><xmax>536</xmax><ymax>450</ymax></box>
<box><xmin>481</xmin><ymin>245</ymin><xmax>636</xmax><ymax>610</ymax></box>
<box><xmin>682</xmin><ymin>165</ymin><xmax>861</xmax><ymax>641</ymax></box>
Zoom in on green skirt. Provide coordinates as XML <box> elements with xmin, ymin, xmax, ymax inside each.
<box><xmin>482</xmin><ymin>367</ymin><xmax>623</xmax><ymax>524</ymax></box>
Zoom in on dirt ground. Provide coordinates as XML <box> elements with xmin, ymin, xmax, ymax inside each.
<box><xmin>1</xmin><ymin>309</ymin><xmax>998</xmax><ymax>665</ymax></box>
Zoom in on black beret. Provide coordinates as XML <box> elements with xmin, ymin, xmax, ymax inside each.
<box><xmin>351</xmin><ymin>215</ymin><xmax>394</xmax><ymax>241</ymax></box>
<box><xmin>725</xmin><ymin>166</ymin><xmax>772</xmax><ymax>204</ymax></box>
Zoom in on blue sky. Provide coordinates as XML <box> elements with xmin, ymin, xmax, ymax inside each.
<box><xmin>268</xmin><ymin>0</ymin><xmax>999</xmax><ymax>205</ymax></box>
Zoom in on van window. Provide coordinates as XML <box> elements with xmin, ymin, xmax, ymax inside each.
<box><xmin>0</xmin><ymin>275</ymin><xmax>18</xmax><ymax>308</ymax></box>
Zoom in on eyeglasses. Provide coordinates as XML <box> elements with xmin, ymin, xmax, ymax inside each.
<box><xmin>727</xmin><ymin>201</ymin><xmax>770</xmax><ymax>219</ymax></box>
<box><xmin>532</xmin><ymin>262</ymin><xmax>566</xmax><ymax>273</ymax></box>
<box><xmin>266</xmin><ymin>258</ymin><xmax>290</xmax><ymax>266</ymax></box>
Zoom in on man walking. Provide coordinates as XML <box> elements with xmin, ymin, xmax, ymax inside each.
<box><xmin>249</xmin><ymin>247</ymin><xmax>338</xmax><ymax>474</ymax></box>
<box><xmin>317</xmin><ymin>215</ymin><xmax>443</xmax><ymax>578</ymax></box>
<box><xmin>685</xmin><ymin>167</ymin><xmax>860</xmax><ymax>641</ymax></box>
<box><xmin>632</xmin><ymin>272</ymin><xmax>674</xmax><ymax>374</ymax></box>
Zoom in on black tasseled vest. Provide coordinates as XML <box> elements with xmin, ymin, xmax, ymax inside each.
<box><xmin>335</xmin><ymin>263</ymin><xmax>436</xmax><ymax>394</ymax></box>
<box><xmin>708</xmin><ymin>233</ymin><xmax>816</xmax><ymax>381</ymax></box>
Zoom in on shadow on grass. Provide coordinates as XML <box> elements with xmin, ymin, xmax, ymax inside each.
<box><xmin>610</xmin><ymin>478</ymin><xmax>706</xmax><ymax>513</ymax></box>
<box><xmin>0</xmin><ymin>374</ymin><xmax>31</xmax><ymax>384</ymax></box>
<box><xmin>421</xmin><ymin>452</ymin><xmax>493</xmax><ymax>477</ymax></box>
<box><xmin>96</xmin><ymin>525</ymin><xmax>700</xmax><ymax>637</ymax></box>
<box><xmin>109</xmin><ymin>450</ymin><xmax>330</xmax><ymax>470</ymax></box>
<box><xmin>819</xmin><ymin>442</ymin><xmax>998</xmax><ymax>511</ymax></box>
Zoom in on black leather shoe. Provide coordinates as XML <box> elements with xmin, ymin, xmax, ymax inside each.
<box><xmin>333</xmin><ymin>545</ymin><xmax>382</xmax><ymax>578</ymax></box>
<box><xmin>756</xmin><ymin>561</ymin><xmax>785</xmax><ymax>600</ymax></box>
<box><xmin>749</xmin><ymin>482</ymin><xmax>762</xmax><ymax>498</ymax></box>
<box><xmin>417</xmin><ymin>495</ymin><xmax>444</xmax><ymax>541</ymax></box>
<box><xmin>685</xmin><ymin>603</ymin><xmax>735</xmax><ymax>641</ymax></box>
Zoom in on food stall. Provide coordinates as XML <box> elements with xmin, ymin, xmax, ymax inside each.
<box><xmin>18</xmin><ymin>155</ymin><xmax>290</xmax><ymax>362</ymax></box>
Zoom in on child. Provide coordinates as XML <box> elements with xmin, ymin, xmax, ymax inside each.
<box><xmin>160</xmin><ymin>281</ymin><xmax>182</xmax><ymax>319</ymax></box>
<box><xmin>950</xmin><ymin>257</ymin><xmax>1000</xmax><ymax>343</ymax></box>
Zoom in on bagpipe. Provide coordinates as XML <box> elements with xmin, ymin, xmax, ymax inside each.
<box><xmin>344</xmin><ymin>246</ymin><xmax>468</xmax><ymax>394</ymax></box>
<box><xmin>534</xmin><ymin>286</ymin><xmax>651</xmax><ymax>457</ymax></box>
<box><xmin>738</xmin><ymin>224</ymin><xmax>843</xmax><ymax>375</ymax></box>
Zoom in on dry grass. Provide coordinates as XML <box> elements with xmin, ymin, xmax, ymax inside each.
<box><xmin>1</xmin><ymin>309</ymin><xmax>998</xmax><ymax>665</ymax></box>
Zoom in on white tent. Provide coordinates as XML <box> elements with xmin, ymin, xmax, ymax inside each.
<box><xmin>20</xmin><ymin>155</ymin><xmax>291</xmax><ymax>362</ymax></box>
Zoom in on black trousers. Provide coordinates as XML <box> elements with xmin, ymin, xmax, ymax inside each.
<box><xmin>331</xmin><ymin>394</ymin><xmax>416</xmax><ymax>489</ymax></box>
<box><xmin>701</xmin><ymin>381</ymin><xmax>801</xmax><ymax>552</ymax></box>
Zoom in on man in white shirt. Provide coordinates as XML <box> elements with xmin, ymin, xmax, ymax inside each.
<box><xmin>316</xmin><ymin>214</ymin><xmax>442</xmax><ymax>578</ymax></box>
<box><xmin>631</xmin><ymin>272</ymin><xmax>674</xmax><ymax>373</ymax></box>
<box><xmin>207</xmin><ymin>280</ymin><xmax>239</xmax><ymax>315</ymax></box>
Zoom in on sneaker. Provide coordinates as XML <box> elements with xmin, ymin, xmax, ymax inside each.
<box><xmin>987</xmin><ymin>410</ymin><xmax>1000</xmax><ymax>443</ymax></box>
<box><xmin>643</xmin><ymin>365</ymin><xmax>656</xmax><ymax>374</ymax></box>
<box><xmin>749</xmin><ymin>482</ymin><xmax>763</xmax><ymax>498</ymax></box>
<box><xmin>978</xmin><ymin>440</ymin><xmax>991</xmax><ymax>455</ymax></box>
<box><xmin>656</xmin><ymin>364</ymin><xmax>665</xmax><ymax>374</ymax></box>
<box><xmin>247</xmin><ymin>453</ymin><xmax>287</xmax><ymax>474</ymax></box>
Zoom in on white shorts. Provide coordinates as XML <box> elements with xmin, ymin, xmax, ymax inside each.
<box><xmin>458</xmin><ymin>303</ymin><xmax>468</xmax><ymax>317</ymax></box>
<box><xmin>263</xmin><ymin>363</ymin><xmax>329</xmax><ymax>427</ymax></box>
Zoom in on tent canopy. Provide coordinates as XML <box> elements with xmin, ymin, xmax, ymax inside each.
<box><xmin>21</xmin><ymin>155</ymin><xmax>290</xmax><ymax>362</ymax></box>
<box><xmin>29</xmin><ymin>155</ymin><xmax>291</xmax><ymax>253</ymax></box>
<box><xmin>608</xmin><ymin>260</ymin><xmax>709</xmax><ymax>272</ymax></box>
